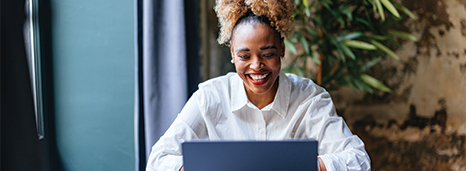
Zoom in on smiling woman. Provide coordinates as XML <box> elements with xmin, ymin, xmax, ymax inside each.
<box><xmin>146</xmin><ymin>0</ymin><xmax>371</xmax><ymax>171</ymax></box>
<box><xmin>230</xmin><ymin>14</ymin><xmax>284</xmax><ymax>109</ymax></box>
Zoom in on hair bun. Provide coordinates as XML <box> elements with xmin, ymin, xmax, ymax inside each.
<box><xmin>215</xmin><ymin>0</ymin><xmax>294</xmax><ymax>45</ymax></box>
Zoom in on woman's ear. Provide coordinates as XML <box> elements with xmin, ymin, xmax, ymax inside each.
<box><xmin>230</xmin><ymin>42</ymin><xmax>236</xmax><ymax>63</ymax></box>
<box><xmin>280</xmin><ymin>37</ymin><xmax>285</xmax><ymax>57</ymax></box>
<box><xmin>230</xmin><ymin>42</ymin><xmax>235</xmax><ymax>58</ymax></box>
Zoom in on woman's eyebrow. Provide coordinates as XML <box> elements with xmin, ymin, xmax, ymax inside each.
<box><xmin>260</xmin><ymin>45</ymin><xmax>277</xmax><ymax>50</ymax></box>
<box><xmin>235</xmin><ymin>47</ymin><xmax>250</xmax><ymax>53</ymax></box>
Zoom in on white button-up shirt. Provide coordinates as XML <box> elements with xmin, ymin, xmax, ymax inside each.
<box><xmin>146</xmin><ymin>71</ymin><xmax>371</xmax><ymax>171</ymax></box>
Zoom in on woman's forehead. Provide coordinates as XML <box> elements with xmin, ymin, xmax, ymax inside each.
<box><xmin>231</xmin><ymin>24</ymin><xmax>280</xmax><ymax>46</ymax></box>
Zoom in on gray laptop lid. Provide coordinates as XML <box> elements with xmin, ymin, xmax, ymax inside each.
<box><xmin>181</xmin><ymin>140</ymin><xmax>318</xmax><ymax>171</ymax></box>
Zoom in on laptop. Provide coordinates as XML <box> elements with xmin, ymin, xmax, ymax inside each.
<box><xmin>181</xmin><ymin>140</ymin><xmax>318</xmax><ymax>171</ymax></box>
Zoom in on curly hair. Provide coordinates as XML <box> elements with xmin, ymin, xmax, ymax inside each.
<box><xmin>214</xmin><ymin>0</ymin><xmax>294</xmax><ymax>46</ymax></box>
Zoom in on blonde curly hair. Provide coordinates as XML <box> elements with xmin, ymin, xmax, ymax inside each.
<box><xmin>214</xmin><ymin>0</ymin><xmax>294</xmax><ymax>46</ymax></box>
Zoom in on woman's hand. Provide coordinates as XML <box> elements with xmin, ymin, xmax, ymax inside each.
<box><xmin>318</xmin><ymin>157</ymin><xmax>327</xmax><ymax>171</ymax></box>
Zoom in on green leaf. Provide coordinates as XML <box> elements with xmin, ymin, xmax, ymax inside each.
<box><xmin>320</xmin><ymin>0</ymin><xmax>332</xmax><ymax>10</ymax></box>
<box><xmin>300</xmin><ymin>36</ymin><xmax>310</xmax><ymax>55</ymax></box>
<box><xmin>387</xmin><ymin>37</ymin><xmax>403</xmax><ymax>48</ymax></box>
<box><xmin>353</xmin><ymin>78</ymin><xmax>370</xmax><ymax>92</ymax></box>
<box><xmin>319</xmin><ymin>0</ymin><xmax>333</xmax><ymax>6</ymax></box>
<box><xmin>362</xmin><ymin>81</ymin><xmax>375</xmax><ymax>93</ymax></box>
<box><xmin>371</xmin><ymin>0</ymin><xmax>377</xmax><ymax>15</ymax></box>
<box><xmin>282</xmin><ymin>65</ymin><xmax>292</xmax><ymax>73</ymax></box>
<box><xmin>335</xmin><ymin>44</ymin><xmax>346</xmax><ymax>62</ymax></box>
<box><xmin>298</xmin><ymin>66</ymin><xmax>312</xmax><ymax>78</ymax></box>
<box><xmin>340</xmin><ymin>44</ymin><xmax>356</xmax><ymax>60</ymax></box>
<box><xmin>343</xmin><ymin>40</ymin><xmax>377</xmax><ymax>50</ymax></box>
<box><xmin>370</xmin><ymin>40</ymin><xmax>399</xmax><ymax>60</ymax></box>
<box><xmin>388</xmin><ymin>29</ymin><xmax>417</xmax><ymax>41</ymax></box>
<box><xmin>360</xmin><ymin>57</ymin><xmax>382</xmax><ymax>72</ymax></box>
<box><xmin>295</xmin><ymin>66</ymin><xmax>304</xmax><ymax>77</ymax></box>
<box><xmin>336</xmin><ymin>32</ymin><xmax>364</xmax><ymax>42</ymax></box>
<box><xmin>358</xmin><ymin>78</ymin><xmax>375</xmax><ymax>93</ymax></box>
<box><xmin>396</xmin><ymin>3</ymin><xmax>416</xmax><ymax>19</ymax></box>
<box><xmin>344</xmin><ymin>77</ymin><xmax>357</xmax><ymax>89</ymax></box>
<box><xmin>322</xmin><ymin>65</ymin><xmax>346</xmax><ymax>86</ymax></box>
<box><xmin>380</xmin><ymin>0</ymin><xmax>400</xmax><ymax>18</ymax></box>
<box><xmin>305</xmin><ymin>6</ymin><xmax>311</xmax><ymax>17</ymax></box>
<box><xmin>303</xmin><ymin>0</ymin><xmax>308</xmax><ymax>7</ymax></box>
<box><xmin>361</xmin><ymin>74</ymin><xmax>391</xmax><ymax>92</ymax></box>
<box><xmin>337</xmin><ymin>17</ymin><xmax>345</xmax><ymax>25</ymax></box>
<box><xmin>322</xmin><ymin>3</ymin><xmax>331</xmax><ymax>10</ymax></box>
<box><xmin>341</xmin><ymin>6</ymin><xmax>353</xmax><ymax>20</ymax></box>
<box><xmin>370</xmin><ymin>35</ymin><xmax>387</xmax><ymax>40</ymax></box>
<box><xmin>374</xmin><ymin>0</ymin><xmax>385</xmax><ymax>21</ymax></box>
<box><xmin>330</xmin><ymin>38</ymin><xmax>346</xmax><ymax>62</ymax></box>
<box><xmin>310</xmin><ymin>51</ymin><xmax>321</xmax><ymax>65</ymax></box>
<box><xmin>302</xmin><ymin>28</ymin><xmax>318</xmax><ymax>36</ymax></box>
<box><xmin>354</xmin><ymin>17</ymin><xmax>375</xmax><ymax>31</ymax></box>
<box><xmin>284</xmin><ymin>40</ymin><xmax>297</xmax><ymax>54</ymax></box>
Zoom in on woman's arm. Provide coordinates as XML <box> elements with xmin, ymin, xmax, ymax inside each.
<box><xmin>146</xmin><ymin>92</ymin><xmax>207</xmax><ymax>171</ymax></box>
<box><xmin>318</xmin><ymin>157</ymin><xmax>327</xmax><ymax>171</ymax></box>
<box><xmin>306</xmin><ymin>92</ymin><xmax>371</xmax><ymax>171</ymax></box>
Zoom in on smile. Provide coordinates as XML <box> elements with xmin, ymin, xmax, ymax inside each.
<box><xmin>247</xmin><ymin>72</ymin><xmax>271</xmax><ymax>85</ymax></box>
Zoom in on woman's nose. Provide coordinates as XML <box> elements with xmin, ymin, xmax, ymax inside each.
<box><xmin>250</xmin><ymin>56</ymin><xmax>263</xmax><ymax>70</ymax></box>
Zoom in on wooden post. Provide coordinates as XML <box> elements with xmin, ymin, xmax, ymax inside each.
<box><xmin>317</xmin><ymin>28</ymin><xmax>323</xmax><ymax>85</ymax></box>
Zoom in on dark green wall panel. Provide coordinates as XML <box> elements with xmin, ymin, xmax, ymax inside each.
<box><xmin>51</xmin><ymin>0</ymin><xmax>135</xmax><ymax>170</ymax></box>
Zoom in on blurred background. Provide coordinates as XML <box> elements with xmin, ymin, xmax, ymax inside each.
<box><xmin>2</xmin><ymin>0</ymin><xmax>465</xmax><ymax>170</ymax></box>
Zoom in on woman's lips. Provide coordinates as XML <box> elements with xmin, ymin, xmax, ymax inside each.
<box><xmin>246</xmin><ymin>72</ymin><xmax>271</xmax><ymax>85</ymax></box>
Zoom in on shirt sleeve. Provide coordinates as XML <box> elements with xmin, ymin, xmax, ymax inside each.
<box><xmin>306</xmin><ymin>91</ymin><xmax>371</xmax><ymax>171</ymax></box>
<box><xmin>146</xmin><ymin>91</ymin><xmax>208</xmax><ymax>171</ymax></box>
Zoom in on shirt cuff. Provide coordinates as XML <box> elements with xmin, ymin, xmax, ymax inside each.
<box><xmin>318</xmin><ymin>155</ymin><xmax>336</xmax><ymax>171</ymax></box>
<box><xmin>172</xmin><ymin>156</ymin><xmax>183</xmax><ymax>171</ymax></box>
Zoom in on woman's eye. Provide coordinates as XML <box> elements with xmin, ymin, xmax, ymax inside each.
<box><xmin>264</xmin><ymin>53</ymin><xmax>274</xmax><ymax>58</ymax></box>
<box><xmin>238</xmin><ymin>55</ymin><xmax>249</xmax><ymax>59</ymax></box>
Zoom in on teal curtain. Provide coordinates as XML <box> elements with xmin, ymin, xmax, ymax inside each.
<box><xmin>135</xmin><ymin>0</ymin><xmax>199</xmax><ymax>170</ymax></box>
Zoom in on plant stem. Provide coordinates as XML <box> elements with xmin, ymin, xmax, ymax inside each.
<box><xmin>317</xmin><ymin>28</ymin><xmax>324</xmax><ymax>85</ymax></box>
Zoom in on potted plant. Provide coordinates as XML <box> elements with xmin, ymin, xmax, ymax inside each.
<box><xmin>284</xmin><ymin>0</ymin><xmax>417</xmax><ymax>93</ymax></box>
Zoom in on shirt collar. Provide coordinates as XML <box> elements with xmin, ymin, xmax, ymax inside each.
<box><xmin>230</xmin><ymin>74</ymin><xmax>248</xmax><ymax>112</ymax></box>
<box><xmin>230</xmin><ymin>71</ymin><xmax>291</xmax><ymax>118</ymax></box>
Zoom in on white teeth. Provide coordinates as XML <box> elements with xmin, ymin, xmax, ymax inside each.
<box><xmin>249</xmin><ymin>72</ymin><xmax>269</xmax><ymax>81</ymax></box>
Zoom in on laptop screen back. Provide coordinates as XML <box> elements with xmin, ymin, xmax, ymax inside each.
<box><xmin>181</xmin><ymin>140</ymin><xmax>318</xmax><ymax>171</ymax></box>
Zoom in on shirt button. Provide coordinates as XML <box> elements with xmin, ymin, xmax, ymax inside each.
<box><xmin>259</xmin><ymin>128</ymin><xmax>264</xmax><ymax>134</ymax></box>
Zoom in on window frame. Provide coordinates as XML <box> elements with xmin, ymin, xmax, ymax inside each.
<box><xmin>25</xmin><ymin>0</ymin><xmax>45</xmax><ymax>140</ymax></box>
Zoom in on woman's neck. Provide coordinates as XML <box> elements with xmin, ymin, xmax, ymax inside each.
<box><xmin>245</xmin><ymin>79</ymin><xmax>279</xmax><ymax>110</ymax></box>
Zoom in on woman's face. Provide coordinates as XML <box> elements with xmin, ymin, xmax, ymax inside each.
<box><xmin>230</xmin><ymin>23</ymin><xmax>284</xmax><ymax>98</ymax></box>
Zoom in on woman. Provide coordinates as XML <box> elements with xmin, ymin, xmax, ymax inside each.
<box><xmin>146</xmin><ymin>0</ymin><xmax>370</xmax><ymax>170</ymax></box>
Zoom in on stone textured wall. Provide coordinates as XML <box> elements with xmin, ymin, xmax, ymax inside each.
<box><xmin>330</xmin><ymin>0</ymin><xmax>466</xmax><ymax>170</ymax></box>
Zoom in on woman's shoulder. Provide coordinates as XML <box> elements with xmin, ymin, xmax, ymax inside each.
<box><xmin>284</xmin><ymin>73</ymin><xmax>323</xmax><ymax>90</ymax></box>
<box><xmin>191</xmin><ymin>73</ymin><xmax>239</xmax><ymax>112</ymax></box>
<box><xmin>284</xmin><ymin>73</ymin><xmax>329</xmax><ymax>99</ymax></box>
<box><xmin>198</xmin><ymin>72</ymin><xmax>237</xmax><ymax>90</ymax></box>
<box><xmin>195</xmin><ymin>72</ymin><xmax>238</xmax><ymax>100</ymax></box>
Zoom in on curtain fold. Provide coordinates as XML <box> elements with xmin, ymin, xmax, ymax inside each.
<box><xmin>135</xmin><ymin>0</ymin><xmax>190</xmax><ymax>170</ymax></box>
